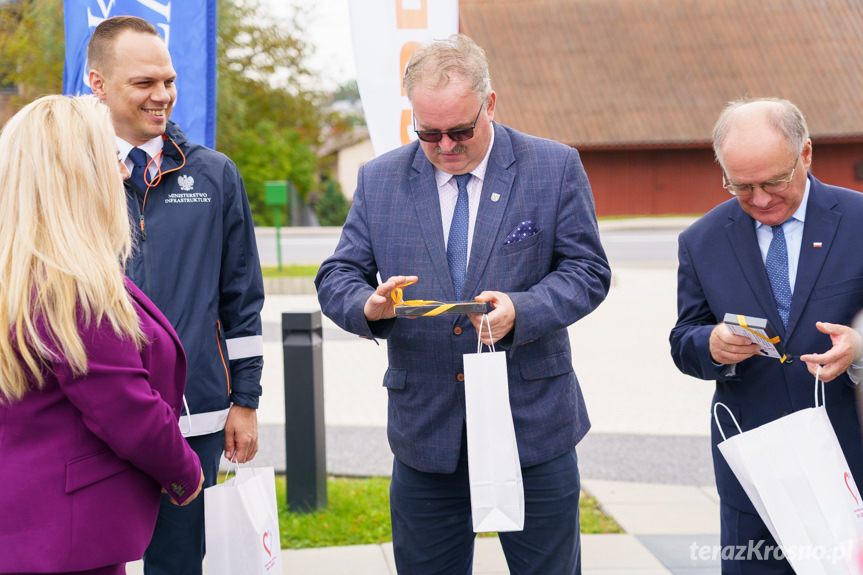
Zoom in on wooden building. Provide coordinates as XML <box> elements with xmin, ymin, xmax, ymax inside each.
<box><xmin>460</xmin><ymin>0</ymin><xmax>863</xmax><ymax>216</ymax></box>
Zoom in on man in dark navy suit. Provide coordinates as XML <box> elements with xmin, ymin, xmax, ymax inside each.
<box><xmin>316</xmin><ymin>34</ymin><xmax>610</xmax><ymax>575</ymax></box>
<box><xmin>670</xmin><ymin>97</ymin><xmax>863</xmax><ymax>574</ymax></box>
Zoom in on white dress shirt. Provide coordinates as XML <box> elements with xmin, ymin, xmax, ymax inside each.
<box><xmin>754</xmin><ymin>178</ymin><xmax>810</xmax><ymax>293</ymax></box>
<box><xmin>435</xmin><ymin>126</ymin><xmax>495</xmax><ymax>265</ymax></box>
<box><xmin>119</xmin><ymin>135</ymin><xmax>163</xmax><ymax>182</ymax></box>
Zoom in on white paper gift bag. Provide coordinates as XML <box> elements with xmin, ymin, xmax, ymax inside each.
<box><xmin>463</xmin><ymin>314</ymin><xmax>525</xmax><ymax>533</ymax></box>
<box><xmin>715</xmin><ymin>369</ymin><xmax>863</xmax><ymax>575</ymax></box>
<box><xmin>204</xmin><ymin>465</ymin><xmax>283</xmax><ymax>575</ymax></box>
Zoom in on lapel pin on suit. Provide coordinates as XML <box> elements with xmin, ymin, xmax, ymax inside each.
<box><xmin>813</xmin><ymin>242</ymin><xmax>823</xmax><ymax>248</ymax></box>
<box><xmin>491</xmin><ymin>193</ymin><xmax>500</xmax><ymax>202</ymax></box>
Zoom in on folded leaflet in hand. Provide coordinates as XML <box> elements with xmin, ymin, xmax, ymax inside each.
<box><xmin>723</xmin><ymin>313</ymin><xmax>788</xmax><ymax>362</ymax></box>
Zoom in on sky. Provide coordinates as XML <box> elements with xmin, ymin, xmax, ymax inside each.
<box><xmin>259</xmin><ymin>0</ymin><xmax>357</xmax><ymax>91</ymax></box>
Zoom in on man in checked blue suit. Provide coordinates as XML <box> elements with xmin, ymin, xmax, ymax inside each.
<box><xmin>670</xmin><ymin>98</ymin><xmax>863</xmax><ymax>574</ymax></box>
<box><xmin>315</xmin><ymin>34</ymin><xmax>610</xmax><ymax>574</ymax></box>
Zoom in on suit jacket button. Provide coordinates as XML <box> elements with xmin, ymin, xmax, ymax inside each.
<box><xmin>457</xmin><ymin>373</ymin><xmax>465</xmax><ymax>382</ymax></box>
<box><xmin>454</xmin><ymin>326</ymin><xmax>463</xmax><ymax>335</ymax></box>
<box><xmin>780</xmin><ymin>411</ymin><xmax>789</xmax><ymax>417</ymax></box>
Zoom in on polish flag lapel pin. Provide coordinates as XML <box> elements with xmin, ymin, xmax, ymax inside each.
<box><xmin>813</xmin><ymin>242</ymin><xmax>823</xmax><ymax>248</ymax></box>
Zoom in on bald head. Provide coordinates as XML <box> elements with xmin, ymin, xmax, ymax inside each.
<box><xmin>714</xmin><ymin>97</ymin><xmax>813</xmax><ymax>227</ymax></box>
<box><xmin>713</xmin><ymin>98</ymin><xmax>809</xmax><ymax>169</ymax></box>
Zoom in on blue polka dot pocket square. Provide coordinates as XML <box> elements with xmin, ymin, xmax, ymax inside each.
<box><xmin>503</xmin><ymin>221</ymin><xmax>539</xmax><ymax>245</ymax></box>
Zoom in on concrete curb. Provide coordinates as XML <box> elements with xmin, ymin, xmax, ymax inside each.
<box><xmin>256</xmin><ymin>217</ymin><xmax>699</xmax><ymax>239</ymax></box>
<box><xmin>263</xmin><ymin>276</ymin><xmax>317</xmax><ymax>296</ymax></box>
<box><xmin>598</xmin><ymin>216</ymin><xmax>698</xmax><ymax>232</ymax></box>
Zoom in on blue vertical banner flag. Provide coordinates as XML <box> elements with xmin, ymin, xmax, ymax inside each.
<box><xmin>63</xmin><ymin>0</ymin><xmax>218</xmax><ymax>148</ymax></box>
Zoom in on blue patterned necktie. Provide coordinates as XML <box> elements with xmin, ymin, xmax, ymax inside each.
<box><xmin>128</xmin><ymin>147</ymin><xmax>150</xmax><ymax>195</ymax></box>
<box><xmin>765</xmin><ymin>224</ymin><xmax>792</xmax><ymax>326</ymax></box>
<box><xmin>447</xmin><ymin>173</ymin><xmax>471</xmax><ymax>300</ymax></box>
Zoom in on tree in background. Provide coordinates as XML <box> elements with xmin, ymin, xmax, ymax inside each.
<box><xmin>0</xmin><ymin>0</ymin><xmax>352</xmax><ymax>225</ymax></box>
<box><xmin>330</xmin><ymin>78</ymin><xmax>365</xmax><ymax>127</ymax></box>
<box><xmin>314</xmin><ymin>178</ymin><xmax>349</xmax><ymax>227</ymax></box>
<box><xmin>216</xmin><ymin>0</ymin><xmax>347</xmax><ymax>225</ymax></box>
<box><xmin>0</xmin><ymin>0</ymin><xmax>64</xmax><ymax>104</ymax></box>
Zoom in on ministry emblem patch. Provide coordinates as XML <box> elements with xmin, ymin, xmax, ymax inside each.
<box><xmin>178</xmin><ymin>174</ymin><xmax>195</xmax><ymax>192</ymax></box>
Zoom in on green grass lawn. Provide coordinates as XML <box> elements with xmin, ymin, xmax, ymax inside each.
<box><xmin>277</xmin><ymin>476</ymin><xmax>391</xmax><ymax>549</ymax></box>
<box><xmin>578</xmin><ymin>491</ymin><xmax>624</xmax><ymax>534</ymax></box>
<box><xmin>274</xmin><ymin>475</ymin><xmax>622</xmax><ymax>549</ymax></box>
<box><xmin>261</xmin><ymin>264</ymin><xmax>319</xmax><ymax>278</ymax></box>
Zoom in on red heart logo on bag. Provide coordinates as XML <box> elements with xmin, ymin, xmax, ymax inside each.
<box><xmin>263</xmin><ymin>530</ymin><xmax>272</xmax><ymax>557</ymax></box>
<box><xmin>846</xmin><ymin>472</ymin><xmax>859</xmax><ymax>505</ymax></box>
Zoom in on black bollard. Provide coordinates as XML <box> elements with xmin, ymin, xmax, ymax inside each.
<box><xmin>282</xmin><ymin>311</ymin><xmax>327</xmax><ymax>512</ymax></box>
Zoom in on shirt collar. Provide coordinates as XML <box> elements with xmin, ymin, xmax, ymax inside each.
<box><xmin>433</xmin><ymin>122</ymin><xmax>496</xmax><ymax>188</ymax></box>
<box><xmin>755</xmin><ymin>176</ymin><xmax>810</xmax><ymax>230</ymax></box>
<box><xmin>118</xmin><ymin>135</ymin><xmax>164</xmax><ymax>162</ymax></box>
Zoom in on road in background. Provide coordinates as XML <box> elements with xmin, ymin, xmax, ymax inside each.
<box><xmin>254</xmin><ymin>219</ymin><xmax>692</xmax><ymax>268</ymax></box>
<box><xmin>252</xmin><ymin>217</ymin><xmax>717</xmax><ymax>485</ymax></box>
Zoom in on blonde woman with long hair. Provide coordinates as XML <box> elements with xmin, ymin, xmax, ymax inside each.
<box><xmin>0</xmin><ymin>95</ymin><xmax>203</xmax><ymax>575</ymax></box>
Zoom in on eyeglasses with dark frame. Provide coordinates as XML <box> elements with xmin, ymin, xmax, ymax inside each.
<box><xmin>413</xmin><ymin>104</ymin><xmax>484</xmax><ymax>143</ymax></box>
<box><xmin>722</xmin><ymin>156</ymin><xmax>800</xmax><ymax>196</ymax></box>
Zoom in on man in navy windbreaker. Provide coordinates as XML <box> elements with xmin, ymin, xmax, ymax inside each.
<box><xmin>88</xmin><ymin>16</ymin><xmax>265</xmax><ymax>575</ymax></box>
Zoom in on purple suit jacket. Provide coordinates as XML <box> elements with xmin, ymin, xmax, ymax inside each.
<box><xmin>0</xmin><ymin>279</ymin><xmax>201</xmax><ymax>572</ymax></box>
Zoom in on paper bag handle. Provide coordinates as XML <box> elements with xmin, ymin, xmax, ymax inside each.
<box><xmin>179</xmin><ymin>394</ymin><xmax>192</xmax><ymax>436</ymax></box>
<box><xmin>221</xmin><ymin>454</ymin><xmax>241</xmax><ymax>483</ymax></box>
<box><xmin>221</xmin><ymin>456</ymin><xmax>263</xmax><ymax>484</ymax></box>
<box><xmin>476</xmin><ymin>313</ymin><xmax>496</xmax><ymax>354</ymax></box>
<box><xmin>713</xmin><ymin>402</ymin><xmax>743</xmax><ymax>442</ymax></box>
<box><xmin>715</xmin><ymin>366</ymin><xmax>825</xmax><ymax>442</ymax></box>
<box><xmin>814</xmin><ymin>365</ymin><xmax>825</xmax><ymax>408</ymax></box>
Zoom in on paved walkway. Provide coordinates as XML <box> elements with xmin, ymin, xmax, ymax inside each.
<box><xmin>262</xmin><ymin>478</ymin><xmax>722</xmax><ymax>575</ymax></box>
<box><xmin>127</xmin><ymin>478</ymin><xmax>720</xmax><ymax>575</ymax></box>
<box><xmin>129</xmin><ymin>218</ymin><xmax>729</xmax><ymax>574</ymax></box>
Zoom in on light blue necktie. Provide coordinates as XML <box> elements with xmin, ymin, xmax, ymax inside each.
<box><xmin>447</xmin><ymin>173</ymin><xmax>471</xmax><ymax>300</ymax></box>
<box><xmin>765</xmin><ymin>224</ymin><xmax>792</xmax><ymax>326</ymax></box>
